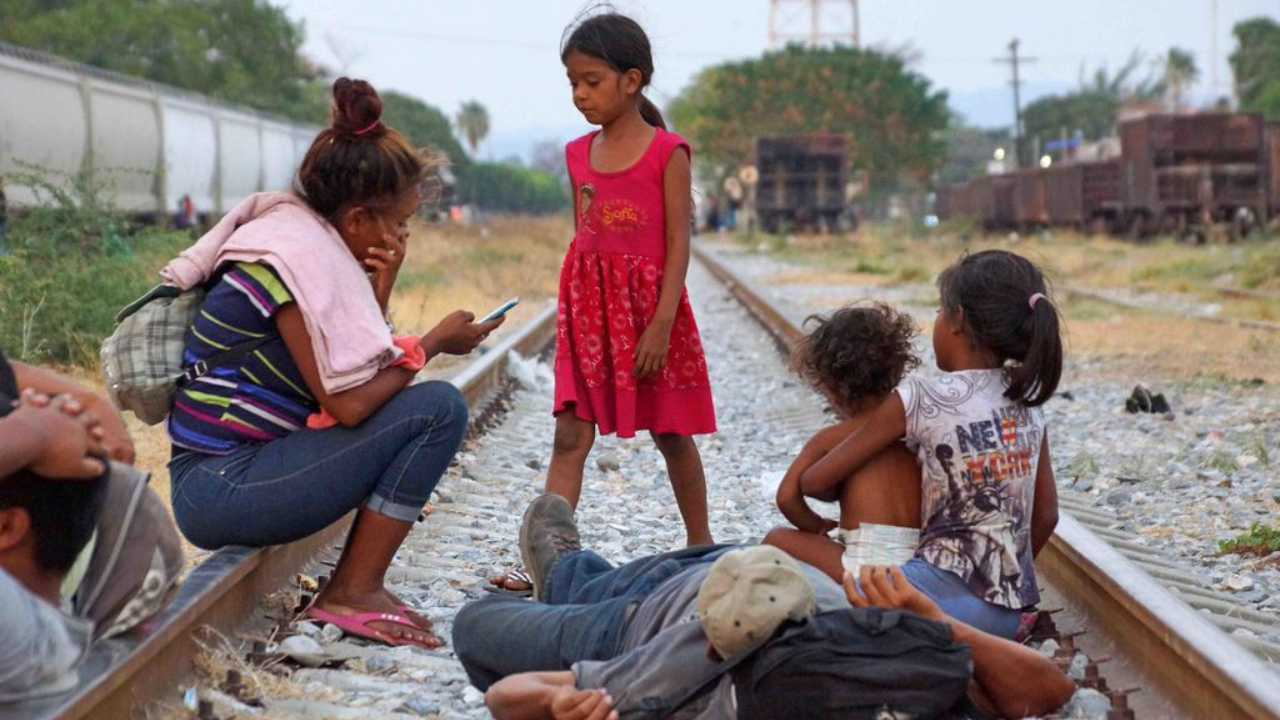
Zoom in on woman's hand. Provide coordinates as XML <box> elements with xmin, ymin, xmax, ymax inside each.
<box><xmin>366</xmin><ymin>225</ymin><xmax>408</xmax><ymax>311</ymax></box>
<box><xmin>421</xmin><ymin>311</ymin><xmax>505</xmax><ymax>357</ymax></box>
<box><xmin>551</xmin><ymin>687</ymin><xmax>617</xmax><ymax>720</ymax></box>
<box><xmin>633</xmin><ymin>317</ymin><xmax>673</xmax><ymax>378</ymax></box>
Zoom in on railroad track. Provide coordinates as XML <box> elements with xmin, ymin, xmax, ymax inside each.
<box><xmin>14</xmin><ymin>246</ymin><xmax>1280</xmax><ymax>720</ymax></box>
<box><xmin>695</xmin><ymin>244</ymin><xmax>1280</xmax><ymax>720</ymax></box>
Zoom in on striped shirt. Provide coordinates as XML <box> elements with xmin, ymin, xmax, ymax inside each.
<box><xmin>168</xmin><ymin>262</ymin><xmax>316</xmax><ymax>455</ymax></box>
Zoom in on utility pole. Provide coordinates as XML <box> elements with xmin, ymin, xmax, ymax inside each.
<box><xmin>768</xmin><ymin>0</ymin><xmax>860</xmax><ymax>49</ymax></box>
<box><xmin>994</xmin><ymin>38</ymin><xmax>1036</xmax><ymax>169</ymax></box>
<box><xmin>1210</xmin><ymin>0</ymin><xmax>1220</xmax><ymax>103</ymax></box>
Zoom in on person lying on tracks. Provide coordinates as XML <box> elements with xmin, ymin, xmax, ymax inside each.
<box><xmin>769</xmin><ymin>301</ymin><xmax>924</xmax><ymax>583</ymax></box>
<box><xmin>0</xmin><ymin>388</ymin><xmax>105</xmax><ymax>701</ymax></box>
<box><xmin>161</xmin><ymin>77</ymin><xmax>502</xmax><ymax>650</ymax></box>
<box><xmin>0</xmin><ymin>348</ymin><xmax>180</xmax><ymax>662</ymax></box>
<box><xmin>791</xmin><ymin>250</ymin><xmax>1063</xmax><ymax>641</ymax></box>
<box><xmin>453</xmin><ymin>494</ymin><xmax>1076</xmax><ymax>720</ymax></box>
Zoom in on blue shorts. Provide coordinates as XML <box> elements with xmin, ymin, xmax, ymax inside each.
<box><xmin>898</xmin><ymin>558</ymin><xmax>1025</xmax><ymax>639</ymax></box>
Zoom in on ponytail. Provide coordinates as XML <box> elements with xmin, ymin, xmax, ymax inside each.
<box><xmin>937</xmin><ymin>250</ymin><xmax>1063</xmax><ymax>407</ymax></box>
<box><xmin>1006</xmin><ymin>296</ymin><xmax>1062</xmax><ymax>407</ymax></box>
<box><xmin>639</xmin><ymin>94</ymin><xmax>667</xmax><ymax>130</ymax></box>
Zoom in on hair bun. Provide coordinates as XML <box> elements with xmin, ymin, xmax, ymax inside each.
<box><xmin>332</xmin><ymin>77</ymin><xmax>384</xmax><ymax>137</ymax></box>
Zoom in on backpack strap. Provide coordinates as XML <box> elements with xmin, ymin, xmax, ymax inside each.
<box><xmin>175</xmin><ymin>335</ymin><xmax>274</xmax><ymax>388</ymax></box>
<box><xmin>653</xmin><ymin>629</ymin><xmax>777</xmax><ymax>720</ymax></box>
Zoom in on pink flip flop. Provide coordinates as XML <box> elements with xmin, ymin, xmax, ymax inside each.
<box><xmin>304</xmin><ymin>607</ymin><xmax>440</xmax><ymax>649</ymax></box>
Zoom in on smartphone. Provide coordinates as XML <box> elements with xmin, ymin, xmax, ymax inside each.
<box><xmin>480</xmin><ymin>297</ymin><xmax>520</xmax><ymax>323</ymax></box>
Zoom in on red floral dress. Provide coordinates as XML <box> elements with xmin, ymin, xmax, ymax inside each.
<box><xmin>553</xmin><ymin>128</ymin><xmax>717</xmax><ymax>438</ymax></box>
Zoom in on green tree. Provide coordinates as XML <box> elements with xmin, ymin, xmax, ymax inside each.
<box><xmin>939</xmin><ymin>118</ymin><xmax>1010</xmax><ymax>186</ymax></box>
<box><xmin>1231</xmin><ymin>17</ymin><xmax>1280</xmax><ymax>119</ymax></box>
<box><xmin>455</xmin><ymin>100</ymin><xmax>491</xmax><ymax>206</ymax></box>
<box><xmin>1022</xmin><ymin>52</ymin><xmax>1162</xmax><ymax>150</ymax></box>
<box><xmin>455</xmin><ymin>100</ymin><xmax>491</xmax><ymax>157</ymax></box>
<box><xmin>1163</xmin><ymin>47</ymin><xmax>1199</xmax><ymax>110</ymax></box>
<box><xmin>382</xmin><ymin>91</ymin><xmax>469</xmax><ymax>168</ymax></box>
<box><xmin>667</xmin><ymin>45</ymin><xmax>949</xmax><ymax>189</ymax></box>
<box><xmin>469</xmin><ymin>162</ymin><xmax>568</xmax><ymax>215</ymax></box>
<box><xmin>0</xmin><ymin>0</ymin><xmax>329</xmax><ymax>123</ymax></box>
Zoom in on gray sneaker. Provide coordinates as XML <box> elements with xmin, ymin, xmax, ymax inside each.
<box><xmin>519</xmin><ymin>494</ymin><xmax>581</xmax><ymax>601</ymax></box>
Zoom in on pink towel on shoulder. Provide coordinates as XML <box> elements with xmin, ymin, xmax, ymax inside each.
<box><xmin>161</xmin><ymin>192</ymin><xmax>401</xmax><ymax>394</ymax></box>
<box><xmin>305</xmin><ymin>336</ymin><xmax>427</xmax><ymax>430</ymax></box>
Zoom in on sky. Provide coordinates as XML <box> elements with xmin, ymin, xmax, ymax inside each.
<box><xmin>279</xmin><ymin>0</ymin><xmax>1280</xmax><ymax>162</ymax></box>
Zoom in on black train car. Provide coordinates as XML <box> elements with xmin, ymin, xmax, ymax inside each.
<box><xmin>756</xmin><ymin>135</ymin><xmax>849</xmax><ymax>233</ymax></box>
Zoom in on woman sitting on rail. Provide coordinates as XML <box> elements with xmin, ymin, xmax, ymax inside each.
<box><xmin>163</xmin><ymin>78</ymin><xmax>501</xmax><ymax>649</ymax></box>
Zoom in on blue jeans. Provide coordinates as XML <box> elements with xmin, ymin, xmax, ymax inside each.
<box><xmin>169</xmin><ymin>381</ymin><xmax>468</xmax><ymax>549</ymax></box>
<box><xmin>453</xmin><ymin>544</ymin><xmax>734</xmax><ymax>691</ymax></box>
<box><xmin>900</xmin><ymin>559</ymin><xmax>1024</xmax><ymax>640</ymax></box>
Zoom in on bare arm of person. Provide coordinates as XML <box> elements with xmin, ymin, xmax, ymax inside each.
<box><xmin>800</xmin><ymin>393</ymin><xmax>907</xmax><ymax>497</ymax></box>
<box><xmin>1030</xmin><ymin>430</ymin><xmax>1059</xmax><ymax>558</ymax></box>
<box><xmin>846</xmin><ymin>566</ymin><xmax>1075</xmax><ymax>719</ymax></box>
<box><xmin>634</xmin><ymin>148</ymin><xmax>692</xmax><ymax>378</ymax></box>
<box><xmin>0</xmin><ymin>393</ymin><xmax>106</xmax><ymax>479</ymax></box>
<box><xmin>275</xmin><ymin>305</ymin><xmax>502</xmax><ymax>428</ymax></box>
<box><xmin>776</xmin><ymin>421</ymin><xmax>859</xmax><ymax>533</ymax></box>
<box><xmin>11</xmin><ymin>360</ymin><xmax>134</xmax><ymax>464</ymax></box>
<box><xmin>484</xmin><ymin>671</ymin><xmax>618</xmax><ymax>720</ymax></box>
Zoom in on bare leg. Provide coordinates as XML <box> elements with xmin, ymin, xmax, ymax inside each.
<box><xmin>329</xmin><ymin>512</ymin><xmax>432</xmax><ymax>630</ymax></box>
<box><xmin>652</xmin><ymin>432</ymin><xmax>713</xmax><ymax>546</ymax></box>
<box><xmin>313</xmin><ymin>508</ymin><xmax>440</xmax><ymax>647</ymax></box>
<box><xmin>763</xmin><ymin>526</ymin><xmax>845</xmax><ymax>583</ymax></box>
<box><xmin>544</xmin><ymin>410</ymin><xmax>596</xmax><ymax>510</ymax></box>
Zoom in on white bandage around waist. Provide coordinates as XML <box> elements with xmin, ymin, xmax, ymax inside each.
<box><xmin>836</xmin><ymin>523</ymin><xmax>920</xmax><ymax>576</ymax></box>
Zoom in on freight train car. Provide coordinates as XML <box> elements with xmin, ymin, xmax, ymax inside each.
<box><xmin>1120</xmin><ymin>113</ymin><xmax>1268</xmax><ymax>238</ymax></box>
<box><xmin>937</xmin><ymin>112</ymin><xmax>1273</xmax><ymax>240</ymax></box>
<box><xmin>755</xmin><ymin>135</ymin><xmax>848</xmax><ymax>233</ymax></box>
<box><xmin>0</xmin><ymin>41</ymin><xmax>319</xmax><ymax>221</ymax></box>
<box><xmin>1044</xmin><ymin>160</ymin><xmax>1122</xmax><ymax>231</ymax></box>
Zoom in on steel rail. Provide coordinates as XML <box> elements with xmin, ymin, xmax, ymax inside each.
<box><xmin>19</xmin><ymin>302</ymin><xmax>558</xmax><ymax>720</ymax></box>
<box><xmin>692</xmin><ymin>242</ymin><xmax>1280</xmax><ymax>720</ymax></box>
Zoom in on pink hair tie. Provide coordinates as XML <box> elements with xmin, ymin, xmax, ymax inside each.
<box><xmin>353</xmin><ymin>119</ymin><xmax>382</xmax><ymax>137</ymax></box>
<box><xmin>1029</xmin><ymin>292</ymin><xmax>1047</xmax><ymax>310</ymax></box>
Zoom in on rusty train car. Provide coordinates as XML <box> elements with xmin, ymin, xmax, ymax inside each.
<box><xmin>937</xmin><ymin>112</ymin><xmax>1277</xmax><ymax>239</ymax></box>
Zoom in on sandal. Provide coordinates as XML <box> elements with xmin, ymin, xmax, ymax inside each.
<box><xmin>485</xmin><ymin>567</ymin><xmax>533</xmax><ymax>597</ymax></box>
<box><xmin>304</xmin><ymin>607</ymin><xmax>442</xmax><ymax>649</ymax></box>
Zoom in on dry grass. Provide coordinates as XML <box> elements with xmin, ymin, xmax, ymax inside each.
<box><xmin>745</xmin><ymin>224</ymin><xmax>1280</xmax><ymax>386</ymax></box>
<box><xmin>756</xmin><ymin>226</ymin><xmax>1280</xmax><ymax>320</ymax></box>
<box><xmin>64</xmin><ymin>215</ymin><xmax>572</xmax><ymax>546</ymax></box>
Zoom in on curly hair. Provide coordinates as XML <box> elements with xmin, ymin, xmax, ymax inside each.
<box><xmin>793</xmin><ymin>302</ymin><xmax>921</xmax><ymax>412</ymax></box>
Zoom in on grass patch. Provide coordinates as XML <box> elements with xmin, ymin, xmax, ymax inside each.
<box><xmin>397</xmin><ymin>265</ymin><xmax>446</xmax><ymax>290</ymax></box>
<box><xmin>0</xmin><ymin>169</ymin><xmax>192</xmax><ymax>366</ymax></box>
<box><xmin>1219</xmin><ymin>523</ymin><xmax>1280</xmax><ymax>556</ymax></box>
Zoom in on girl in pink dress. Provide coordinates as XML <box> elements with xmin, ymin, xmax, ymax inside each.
<box><xmin>552</xmin><ymin>13</ymin><xmax>716</xmax><ymax>544</ymax></box>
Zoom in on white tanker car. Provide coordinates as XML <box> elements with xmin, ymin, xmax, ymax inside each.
<box><xmin>0</xmin><ymin>41</ymin><xmax>320</xmax><ymax>221</ymax></box>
